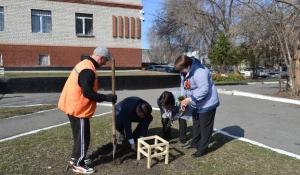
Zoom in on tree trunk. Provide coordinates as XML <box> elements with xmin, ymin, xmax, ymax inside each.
<box><xmin>287</xmin><ymin>53</ymin><xmax>296</xmax><ymax>96</ymax></box>
<box><xmin>295</xmin><ymin>39</ymin><xmax>300</xmax><ymax>94</ymax></box>
<box><xmin>233</xmin><ymin>65</ymin><xmax>238</xmax><ymax>74</ymax></box>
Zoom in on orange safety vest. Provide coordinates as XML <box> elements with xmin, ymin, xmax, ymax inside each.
<box><xmin>58</xmin><ymin>59</ymin><xmax>98</xmax><ymax>118</ymax></box>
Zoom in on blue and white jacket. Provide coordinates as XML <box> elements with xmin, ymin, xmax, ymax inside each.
<box><xmin>180</xmin><ymin>57</ymin><xmax>219</xmax><ymax>113</ymax></box>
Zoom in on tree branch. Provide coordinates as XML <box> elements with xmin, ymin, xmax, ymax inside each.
<box><xmin>276</xmin><ymin>0</ymin><xmax>300</xmax><ymax>12</ymax></box>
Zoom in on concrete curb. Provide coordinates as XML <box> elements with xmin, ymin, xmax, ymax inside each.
<box><xmin>247</xmin><ymin>81</ymin><xmax>286</xmax><ymax>85</ymax></box>
<box><xmin>217</xmin><ymin>89</ymin><xmax>300</xmax><ymax>105</ymax></box>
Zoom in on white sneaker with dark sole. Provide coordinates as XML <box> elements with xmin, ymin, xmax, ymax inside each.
<box><xmin>72</xmin><ymin>165</ymin><xmax>95</xmax><ymax>174</ymax></box>
<box><xmin>70</xmin><ymin>158</ymin><xmax>92</xmax><ymax>165</ymax></box>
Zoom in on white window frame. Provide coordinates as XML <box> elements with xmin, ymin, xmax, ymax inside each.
<box><xmin>32</xmin><ymin>9</ymin><xmax>52</xmax><ymax>33</ymax></box>
<box><xmin>0</xmin><ymin>7</ymin><xmax>4</xmax><ymax>31</ymax></box>
<box><xmin>38</xmin><ymin>54</ymin><xmax>50</xmax><ymax>66</ymax></box>
<box><xmin>76</xmin><ymin>13</ymin><xmax>93</xmax><ymax>36</ymax></box>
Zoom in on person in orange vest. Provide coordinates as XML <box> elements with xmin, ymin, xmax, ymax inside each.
<box><xmin>58</xmin><ymin>46</ymin><xmax>117</xmax><ymax>174</ymax></box>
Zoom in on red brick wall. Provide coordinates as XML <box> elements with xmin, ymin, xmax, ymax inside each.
<box><xmin>0</xmin><ymin>44</ymin><xmax>142</xmax><ymax>67</ymax></box>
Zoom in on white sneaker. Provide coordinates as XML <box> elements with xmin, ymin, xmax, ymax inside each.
<box><xmin>72</xmin><ymin>164</ymin><xmax>95</xmax><ymax>174</ymax></box>
<box><xmin>70</xmin><ymin>158</ymin><xmax>92</xmax><ymax>165</ymax></box>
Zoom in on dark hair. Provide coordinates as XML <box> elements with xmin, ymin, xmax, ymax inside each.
<box><xmin>137</xmin><ymin>102</ymin><xmax>152</xmax><ymax>116</ymax></box>
<box><xmin>159</xmin><ymin>91</ymin><xmax>175</xmax><ymax>107</ymax></box>
<box><xmin>174</xmin><ymin>55</ymin><xmax>193</xmax><ymax>70</ymax></box>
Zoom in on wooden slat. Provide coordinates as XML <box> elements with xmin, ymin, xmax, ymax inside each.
<box><xmin>139</xmin><ymin>149</ymin><xmax>149</xmax><ymax>157</ymax></box>
<box><xmin>150</xmin><ymin>151</ymin><xmax>167</xmax><ymax>158</ymax></box>
<box><xmin>141</xmin><ymin>146</ymin><xmax>164</xmax><ymax>151</ymax></box>
<box><xmin>139</xmin><ymin>135</ymin><xmax>157</xmax><ymax>140</ymax></box>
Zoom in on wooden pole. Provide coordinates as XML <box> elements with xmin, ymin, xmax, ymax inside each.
<box><xmin>111</xmin><ymin>59</ymin><xmax>117</xmax><ymax>160</ymax></box>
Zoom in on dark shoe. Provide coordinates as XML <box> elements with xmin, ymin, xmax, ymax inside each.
<box><xmin>181</xmin><ymin>144</ymin><xmax>195</xmax><ymax>149</ymax></box>
<box><xmin>118</xmin><ymin>134</ymin><xmax>126</xmax><ymax>144</ymax></box>
<box><xmin>191</xmin><ymin>151</ymin><xmax>206</xmax><ymax>158</ymax></box>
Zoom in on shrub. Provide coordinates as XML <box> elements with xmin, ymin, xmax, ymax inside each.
<box><xmin>212</xmin><ymin>73</ymin><xmax>245</xmax><ymax>82</ymax></box>
<box><xmin>178</xmin><ymin>96</ymin><xmax>185</xmax><ymax>101</ymax></box>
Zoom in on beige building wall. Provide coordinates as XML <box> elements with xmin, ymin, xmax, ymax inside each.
<box><xmin>0</xmin><ymin>0</ymin><xmax>142</xmax><ymax>48</ymax></box>
<box><xmin>0</xmin><ymin>0</ymin><xmax>143</xmax><ymax>68</ymax></box>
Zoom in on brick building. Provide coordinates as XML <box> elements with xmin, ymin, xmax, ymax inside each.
<box><xmin>0</xmin><ymin>0</ymin><xmax>143</xmax><ymax>70</ymax></box>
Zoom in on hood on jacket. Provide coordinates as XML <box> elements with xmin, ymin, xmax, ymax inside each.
<box><xmin>182</xmin><ymin>57</ymin><xmax>205</xmax><ymax>78</ymax></box>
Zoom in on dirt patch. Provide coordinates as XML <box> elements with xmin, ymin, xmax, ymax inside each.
<box><xmin>272</xmin><ymin>91</ymin><xmax>300</xmax><ymax>100</ymax></box>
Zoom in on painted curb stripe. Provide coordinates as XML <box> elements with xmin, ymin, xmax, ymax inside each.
<box><xmin>0</xmin><ymin>111</ymin><xmax>111</xmax><ymax>143</ymax></box>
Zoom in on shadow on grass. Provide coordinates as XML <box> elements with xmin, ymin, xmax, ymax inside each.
<box><xmin>147</xmin><ymin>126</ymin><xmax>193</xmax><ymax>144</ymax></box>
<box><xmin>208</xmin><ymin>125</ymin><xmax>244</xmax><ymax>153</ymax></box>
<box><xmin>151</xmin><ymin>147</ymin><xmax>185</xmax><ymax>167</ymax></box>
<box><xmin>88</xmin><ymin>142</ymin><xmax>133</xmax><ymax>166</ymax></box>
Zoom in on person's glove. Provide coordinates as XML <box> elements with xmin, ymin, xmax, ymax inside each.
<box><xmin>131</xmin><ymin>143</ymin><xmax>137</xmax><ymax>152</ymax></box>
<box><xmin>104</xmin><ymin>94</ymin><xmax>117</xmax><ymax>103</ymax></box>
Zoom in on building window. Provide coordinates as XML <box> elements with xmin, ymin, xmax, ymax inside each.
<box><xmin>76</xmin><ymin>13</ymin><xmax>93</xmax><ymax>36</ymax></box>
<box><xmin>0</xmin><ymin>53</ymin><xmax>2</xmax><ymax>66</ymax></box>
<box><xmin>81</xmin><ymin>54</ymin><xmax>90</xmax><ymax>61</ymax></box>
<box><xmin>38</xmin><ymin>54</ymin><xmax>50</xmax><ymax>66</ymax></box>
<box><xmin>31</xmin><ymin>10</ymin><xmax>52</xmax><ymax>33</ymax></box>
<box><xmin>0</xmin><ymin>7</ymin><xmax>4</xmax><ymax>31</ymax></box>
<box><xmin>80</xmin><ymin>54</ymin><xmax>90</xmax><ymax>61</ymax></box>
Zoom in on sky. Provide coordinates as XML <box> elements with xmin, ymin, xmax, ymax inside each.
<box><xmin>141</xmin><ymin>0</ymin><xmax>165</xmax><ymax>50</ymax></box>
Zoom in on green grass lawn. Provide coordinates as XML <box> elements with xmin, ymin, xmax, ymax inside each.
<box><xmin>0</xmin><ymin>105</ymin><xmax>57</xmax><ymax>119</ymax></box>
<box><xmin>0</xmin><ymin>110</ymin><xmax>299</xmax><ymax>175</ymax></box>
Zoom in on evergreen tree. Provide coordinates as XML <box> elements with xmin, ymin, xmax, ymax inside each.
<box><xmin>208</xmin><ymin>31</ymin><xmax>232</xmax><ymax>72</ymax></box>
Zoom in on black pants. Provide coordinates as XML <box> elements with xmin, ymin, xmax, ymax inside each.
<box><xmin>116</xmin><ymin>116</ymin><xmax>153</xmax><ymax>143</ymax></box>
<box><xmin>188</xmin><ymin>109</ymin><xmax>216</xmax><ymax>154</ymax></box>
<box><xmin>68</xmin><ymin>115</ymin><xmax>90</xmax><ymax>166</ymax></box>
<box><xmin>161</xmin><ymin>118</ymin><xmax>187</xmax><ymax>142</ymax></box>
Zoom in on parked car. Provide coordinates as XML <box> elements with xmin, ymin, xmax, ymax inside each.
<box><xmin>165</xmin><ymin>66</ymin><xmax>180</xmax><ymax>73</ymax></box>
<box><xmin>256</xmin><ymin>67</ymin><xmax>271</xmax><ymax>78</ymax></box>
<box><xmin>209</xmin><ymin>69</ymin><xmax>219</xmax><ymax>75</ymax></box>
<box><xmin>268</xmin><ymin>67</ymin><xmax>288</xmax><ymax>78</ymax></box>
<box><xmin>240</xmin><ymin>68</ymin><xmax>253</xmax><ymax>77</ymax></box>
<box><xmin>146</xmin><ymin>65</ymin><xmax>169</xmax><ymax>72</ymax></box>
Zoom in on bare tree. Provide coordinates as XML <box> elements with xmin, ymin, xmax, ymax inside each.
<box><xmin>276</xmin><ymin>0</ymin><xmax>300</xmax><ymax>11</ymax></box>
<box><xmin>149</xmin><ymin>0</ymin><xmax>241</xmax><ymax>67</ymax></box>
<box><xmin>275</xmin><ymin>0</ymin><xmax>300</xmax><ymax>93</ymax></box>
<box><xmin>237</xmin><ymin>0</ymin><xmax>300</xmax><ymax>95</ymax></box>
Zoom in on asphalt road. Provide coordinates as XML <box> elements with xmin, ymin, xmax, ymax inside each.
<box><xmin>1</xmin><ymin>83</ymin><xmax>299</xmax><ymax>156</ymax></box>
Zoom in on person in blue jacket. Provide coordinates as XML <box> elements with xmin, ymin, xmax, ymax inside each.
<box><xmin>174</xmin><ymin>55</ymin><xmax>220</xmax><ymax>158</ymax></box>
<box><xmin>115</xmin><ymin>96</ymin><xmax>153</xmax><ymax>152</ymax></box>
